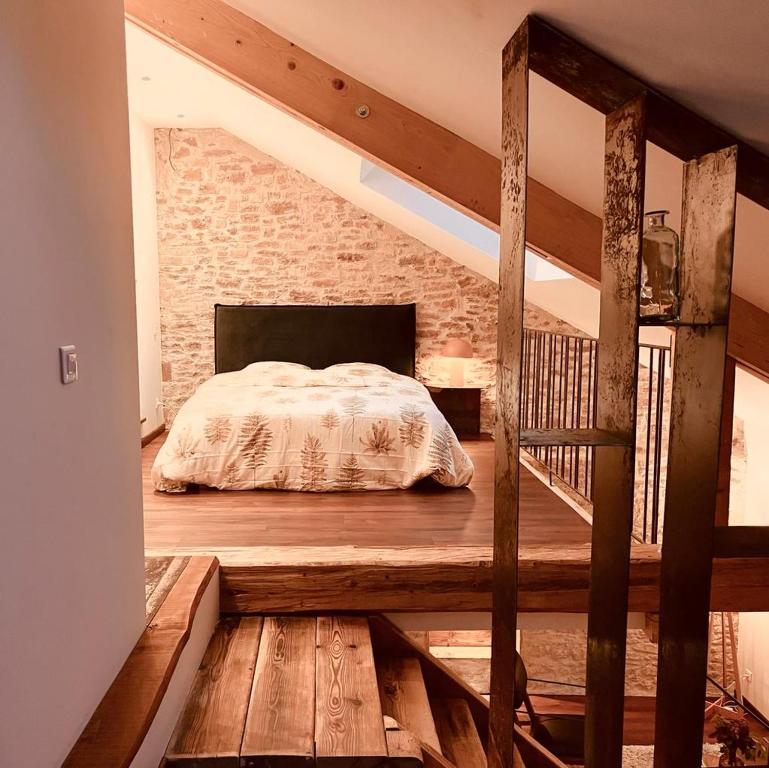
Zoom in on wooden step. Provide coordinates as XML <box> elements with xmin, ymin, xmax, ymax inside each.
<box><xmin>431</xmin><ymin>698</ymin><xmax>487</xmax><ymax>768</ymax></box>
<box><xmin>376</xmin><ymin>656</ymin><xmax>442</xmax><ymax>753</ymax></box>
<box><xmin>315</xmin><ymin>615</ymin><xmax>388</xmax><ymax>766</ymax></box>
<box><xmin>384</xmin><ymin>716</ymin><xmax>424</xmax><ymax>767</ymax></box>
<box><xmin>241</xmin><ymin>616</ymin><xmax>316</xmax><ymax>767</ymax></box>
<box><xmin>166</xmin><ymin>615</ymin><xmax>262</xmax><ymax>767</ymax></box>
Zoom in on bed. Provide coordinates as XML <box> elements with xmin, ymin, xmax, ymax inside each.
<box><xmin>151</xmin><ymin>304</ymin><xmax>474</xmax><ymax>492</ymax></box>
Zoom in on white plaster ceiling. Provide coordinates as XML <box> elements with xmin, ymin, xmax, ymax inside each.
<box><xmin>125</xmin><ymin>0</ymin><xmax>769</xmax><ymax>314</ymax></box>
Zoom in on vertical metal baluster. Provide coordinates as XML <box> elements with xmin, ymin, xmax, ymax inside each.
<box><xmin>570</xmin><ymin>336</ymin><xmax>578</xmax><ymax>488</ymax></box>
<box><xmin>652</xmin><ymin>347</ymin><xmax>666</xmax><ymax>545</ymax></box>
<box><xmin>643</xmin><ymin>347</ymin><xmax>654</xmax><ymax>542</ymax></box>
<box><xmin>575</xmin><ymin>337</ymin><xmax>584</xmax><ymax>494</ymax></box>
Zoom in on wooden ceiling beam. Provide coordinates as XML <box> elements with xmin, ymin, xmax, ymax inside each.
<box><xmin>125</xmin><ymin>0</ymin><xmax>769</xmax><ymax>379</ymax></box>
<box><xmin>526</xmin><ymin>16</ymin><xmax>769</xmax><ymax>208</ymax></box>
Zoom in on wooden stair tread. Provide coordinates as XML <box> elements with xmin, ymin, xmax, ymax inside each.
<box><xmin>520</xmin><ymin>428</ymin><xmax>630</xmax><ymax>447</ymax></box>
<box><xmin>376</xmin><ymin>656</ymin><xmax>443</xmax><ymax>753</ymax></box>
<box><xmin>241</xmin><ymin>616</ymin><xmax>316</xmax><ymax>766</ymax></box>
<box><xmin>315</xmin><ymin>615</ymin><xmax>388</xmax><ymax>766</ymax></box>
<box><xmin>431</xmin><ymin>698</ymin><xmax>487</xmax><ymax>768</ymax></box>
<box><xmin>166</xmin><ymin>616</ymin><xmax>262</xmax><ymax>766</ymax></box>
<box><xmin>384</xmin><ymin>716</ymin><xmax>424</xmax><ymax>767</ymax></box>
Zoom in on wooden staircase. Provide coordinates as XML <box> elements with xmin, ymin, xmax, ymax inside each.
<box><xmin>164</xmin><ymin>615</ymin><xmax>565</xmax><ymax>767</ymax></box>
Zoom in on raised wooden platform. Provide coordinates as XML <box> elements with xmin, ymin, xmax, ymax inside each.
<box><xmin>143</xmin><ymin>437</ymin><xmax>592</xmax><ymax>549</ymax></box>
<box><xmin>142</xmin><ymin>438</ymin><xmax>769</xmax><ymax>615</ymax></box>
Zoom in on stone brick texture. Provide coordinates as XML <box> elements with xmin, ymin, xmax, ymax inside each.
<box><xmin>155</xmin><ymin>128</ymin><xmax>579</xmax><ymax>431</ymax></box>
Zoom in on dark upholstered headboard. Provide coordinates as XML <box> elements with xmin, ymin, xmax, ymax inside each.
<box><xmin>214</xmin><ymin>303</ymin><xmax>417</xmax><ymax>377</ymax></box>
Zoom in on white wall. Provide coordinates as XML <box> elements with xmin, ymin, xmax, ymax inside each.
<box><xmin>130</xmin><ymin>116</ymin><xmax>164</xmax><ymax>438</ymax></box>
<box><xmin>0</xmin><ymin>2</ymin><xmax>146</xmax><ymax>766</ymax></box>
<box><xmin>734</xmin><ymin>368</ymin><xmax>769</xmax><ymax>717</ymax></box>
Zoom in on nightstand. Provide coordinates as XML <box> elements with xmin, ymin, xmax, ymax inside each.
<box><xmin>428</xmin><ymin>386</ymin><xmax>481</xmax><ymax>437</ymax></box>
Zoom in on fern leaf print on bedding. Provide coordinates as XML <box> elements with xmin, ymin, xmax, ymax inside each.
<box><xmin>361</xmin><ymin>420</ymin><xmax>396</xmax><ymax>455</ymax></box>
<box><xmin>223</xmin><ymin>461</ymin><xmax>240</xmax><ymax>486</ymax></box>
<box><xmin>336</xmin><ymin>454</ymin><xmax>366</xmax><ymax>490</ymax></box>
<box><xmin>398</xmin><ymin>405</ymin><xmax>427</xmax><ymax>448</ymax></box>
<box><xmin>300</xmin><ymin>434</ymin><xmax>327</xmax><ymax>490</ymax></box>
<box><xmin>173</xmin><ymin>429</ymin><xmax>199</xmax><ymax>460</ymax></box>
<box><xmin>321</xmin><ymin>409</ymin><xmax>340</xmax><ymax>432</ymax></box>
<box><xmin>238</xmin><ymin>413</ymin><xmax>273</xmax><ymax>470</ymax></box>
<box><xmin>204</xmin><ymin>415</ymin><xmax>232</xmax><ymax>445</ymax></box>
<box><xmin>428</xmin><ymin>423</ymin><xmax>456</xmax><ymax>482</ymax></box>
<box><xmin>341</xmin><ymin>394</ymin><xmax>367</xmax><ymax>416</ymax></box>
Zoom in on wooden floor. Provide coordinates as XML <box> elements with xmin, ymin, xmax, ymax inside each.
<box><xmin>143</xmin><ymin>436</ymin><xmax>591</xmax><ymax>550</ymax></box>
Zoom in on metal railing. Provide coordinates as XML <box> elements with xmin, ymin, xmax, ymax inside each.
<box><xmin>521</xmin><ymin>327</ymin><xmax>670</xmax><ymax>543</ymax></box>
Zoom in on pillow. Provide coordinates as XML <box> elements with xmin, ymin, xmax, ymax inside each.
<box><xmin>242</xmin><ymin>361</ymin><xmax>310</xmax><ymax>374</ymax></box>
<box><xmin>323</xmin><ymin>362</ymin><xmax>392</xmax><ymax>376</ymax></box>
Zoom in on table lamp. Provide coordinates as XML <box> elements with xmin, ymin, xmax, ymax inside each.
<box><xmin>442</xmin><ymin>338</ymin><xmax>473</xmax><ymax>387</ymax></box>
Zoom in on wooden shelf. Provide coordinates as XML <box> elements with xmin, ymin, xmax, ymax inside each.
<box><xmin>638</xmin><ymin>317</ymin><xmax>726</xmax><ymax>329</ymax></box>
<box><xmin>520</xmin><ymin>428</ymin><xmax>631</xmax><ymax>447</ymax></box>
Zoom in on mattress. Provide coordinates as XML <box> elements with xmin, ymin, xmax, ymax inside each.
<box><xmin>152</xmin><ymin>362</ymin><xmax>474</xmax><ymax>492</ymax></box>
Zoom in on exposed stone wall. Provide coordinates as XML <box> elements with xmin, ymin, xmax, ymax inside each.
<box><xmin>155</xmin><ymin>128</ymin><xmax>579</xmax><ymax>430</ymax></box>
<box><xmin>521</xmin><ymin>614</ymin><xmax>740</xmax><ymax>697</ymax></box>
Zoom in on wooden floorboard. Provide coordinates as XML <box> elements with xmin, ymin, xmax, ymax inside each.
<box><xmin>64</xmin><ymin>557</ymin><xmax>218</xmax><ymax>768</ymax></box>
<box><xmin>143</xmin><ymin>437</ymin><xmax>591</xmax><ymax>549</ymax></box>
<box><xmin>166</xmin><ymin>616</ymin><xmax>262</xmax><ymax>766</ymax></box>
<box><xmin>315</xmin><ymin>616</ymin><xmax>388</xmax><ymax>766</ymax></box>
<box><xmin>241</xmin><ymin>616</ymin><xmax>317</xmax><ymax>766</ymax></box>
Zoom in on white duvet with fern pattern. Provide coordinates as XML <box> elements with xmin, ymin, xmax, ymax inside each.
<box><xmin>152</xmin><ymin>362</ymin><xmax>474</xmax><ymax>492</ymax></box>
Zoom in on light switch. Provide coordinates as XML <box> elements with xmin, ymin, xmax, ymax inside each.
<box><xmin>60</xmin><ymin>345</ymin><xmax>78</xmax><ymax>385</ymax></box>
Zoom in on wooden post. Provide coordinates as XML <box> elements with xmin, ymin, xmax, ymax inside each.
<box><xmin>584</xmin><ymin>95</ymin><xmax>646</xmax><ymax>768</ymax></box>
<box><xmin>489</xmin><ymin>19</ymin><xmax>529</xmax><ymax>768</ymax></box>
<box><xmin>654</xmin><ymin>145</ymin><xmax>738</xmax><ymax>768</ymax></box>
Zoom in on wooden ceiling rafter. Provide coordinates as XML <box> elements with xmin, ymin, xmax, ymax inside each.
<box><xmin>125</xmin><ymin>0</ymin><xmax>769</xmax><ymax>379</ymax></box>
<box><xmin>526</xmin><ymin>17</ymin><xmax>769</xmax><ymax>207</ymax></box>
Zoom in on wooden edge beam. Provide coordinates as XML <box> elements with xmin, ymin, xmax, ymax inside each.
<box><xmin>712</xmin><ymin>526</ymin><xmax>769</xmax><ymax>559</ymax></box>
<box><xmin>63</xmin><ymin>556</ymin><xmax>219</xmax><ymax>768</ymax></box>
<box><xmin>213</xmin><ymin>546</ymin><xmax>769</xmax><ymax>614</ymax></box>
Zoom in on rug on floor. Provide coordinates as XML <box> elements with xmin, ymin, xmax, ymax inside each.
<box><xmin>144</xmin><ymin>555</ymin><xmax>188</xmax><ymax>623</ymax></box>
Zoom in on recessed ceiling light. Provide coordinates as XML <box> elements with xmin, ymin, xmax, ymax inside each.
<box><xmin>141</xmin><ymin>75</ymin><xmax>151</xmax><ymax>81</ymax></box>
<box><xmin>177</xmin><ymin>113</ymin><xmax>185</xmax><ymax>119</ymax></box>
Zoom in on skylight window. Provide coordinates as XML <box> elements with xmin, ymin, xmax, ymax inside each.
<box><xmin>359</xmin><ymin>159</ymin><xmax>571</xmax><ymax>281</ymax></box>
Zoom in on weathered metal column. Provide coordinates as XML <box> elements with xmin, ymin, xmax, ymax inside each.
<box><xmin>584</xmin><ymin>95</ymin><xmax>647</xmax><ymax>768</ymax></box>
<box><xmin>489</xmin><ymin>19</ymin><xmax>529</xmax><ymax>768</ymax></box>
<box><xmin>654</xmin><ymin>145</ymin><xmax>738</xmax><ymax>768</ymax></box>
